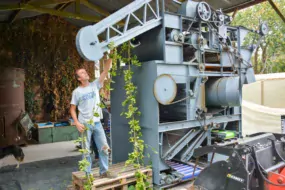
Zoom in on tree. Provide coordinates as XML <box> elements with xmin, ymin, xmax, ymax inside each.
<box><xmin>231</xmin><ymin>0</ymin><xmax>285</xmax><ymax>74</ymax></box>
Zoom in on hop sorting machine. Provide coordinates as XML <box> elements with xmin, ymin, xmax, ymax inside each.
<box><xmin>193</xmin><ymin>133</ymin><xmax>285</xmax><ymax>190</ymax></box>
<box><xmin>75</xmin><ymin>0</ymin><xmax>268</xmax><ymax>186</ymax></box>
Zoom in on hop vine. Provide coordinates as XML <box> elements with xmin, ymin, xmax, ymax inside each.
<box><xmin>74</xmin><ymin>133</ymin><xmax>94</xmax><ymax>190</ymax></box>
<box><xmin>74</xmin><ymin>94</ymin><xmax>107</xmax><ymax>190</ymax></box>
<box><xmin>108</xmin><ymin>41</ymin><xmax>151</xmax><ymax>189</ymax></box>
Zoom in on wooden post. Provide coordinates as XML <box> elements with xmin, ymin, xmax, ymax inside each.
<box><xmin>268</xmin><ymin>0</ymin><xmax>285</xmax><ymax>23</ymax></box>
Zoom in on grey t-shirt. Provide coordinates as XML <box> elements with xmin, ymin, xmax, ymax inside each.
<box><xmin>70</xmin><ymin>79</ymin><xmax>103</xmax><ymax>124</ymax></box>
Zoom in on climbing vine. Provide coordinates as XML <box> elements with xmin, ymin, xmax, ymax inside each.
<box><xmin>108</xmin><ymin>42</ymin><xmax>151</xmax><ymax>189</ymax></box>
<box><xmin>74</xmin><ymin>133</ymin><xmax>94</xmax><ymax>190</ymax></box>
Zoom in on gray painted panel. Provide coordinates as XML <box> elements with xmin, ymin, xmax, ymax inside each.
<box><xmin>157</xmin><ymin>64</ymin><xmax>188</xmax><ymax>83</ymax></box>
<box><xmin>164</xmin><ymin>13</ymin><xmax>180</xmax><ymax>29</ymax></box>
<box><xmin>131</xmin><ymin>61</ymin><xmax>162</xmax><ymax>184</ymax></box>
<box><xmin>159</xmin><ymin>115</ymin><xmax>240</xmax><ymax>132</ymax></box>
<box><xmin>165</xmin><ymin>44</ymin><xmax>183</xmax><ymax>64</ymax></box>
<box><xmin>110</xmin><ymin>68</ymin><xmax>133</xmax><ymax>164</ymax></box>
<box><xmin>133</xmin><ymin>26</ymin><xmax>164</xmax><ymax>62</ymax></box>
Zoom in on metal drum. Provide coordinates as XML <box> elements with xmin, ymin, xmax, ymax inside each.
<box><xmin>206</xmin><ymin>77</ymin><xmax>240</xmax><ymax>107</ymax></box>
<box><xmin>0</xmin><ymin>68</ymin><xmax>26</xmax><ymax>147</ymax></box>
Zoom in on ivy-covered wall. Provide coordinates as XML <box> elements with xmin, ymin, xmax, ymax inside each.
<box><xmin>0</xmin><ymin>15</ymin><xmax>95</xmax><ymax>121</ymax></box>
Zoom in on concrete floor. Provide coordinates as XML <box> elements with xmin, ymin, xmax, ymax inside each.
<box><xmin>0</xmin><ymin>141</ymin><xmax>99</xmax><ymax>190</ymax></box>
<box><xmin>0</xmin><ymin>141</ymin><xmax>194</xmax><ymax>190</ymax></box>
<box><xmin>0</xmin><ymin>141</ymin><xmax>81</xmax><ymax>167</ymax></box>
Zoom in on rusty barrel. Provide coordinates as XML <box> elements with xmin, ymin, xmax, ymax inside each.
<box><xmin>0</xmin><ymin>68</ymin><xmax>26</xmax><ymax>147</ymax></box>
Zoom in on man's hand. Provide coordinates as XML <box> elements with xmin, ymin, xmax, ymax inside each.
<box><xmin>104</xmin><ymin>58</ymin><xmax>112</xmax><ymax>72</ymax></box>
<box><xmin>75</xmin><ymin>122</ymin><xmax>85</xmax><ymax>133</ymax></box>
<box><xmin>99</xmin><ymin>57</ymin><xmax>112</xmax><ymax>87</ymax></box>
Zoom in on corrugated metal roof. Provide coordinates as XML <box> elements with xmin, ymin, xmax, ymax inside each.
<box><xmin>0</xmin><ymin>0</ymin><xmax>267</xmax><ymax>26</ymax></box>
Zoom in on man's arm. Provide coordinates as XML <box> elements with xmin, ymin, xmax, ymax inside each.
<box><xmin>98</xmin><ymin>57</ymin><xmax>112</xmax><ymax>87</ymax></box>
<box><xmin>70</xmin><ymin>104</ymin><xmax>85</xmax><ymax>133</ymax></box>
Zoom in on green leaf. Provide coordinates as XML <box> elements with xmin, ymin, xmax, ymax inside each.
<box><xmin>74</xmin><ymin>137</ymin><xmax>82</xmax><ymax>143</ymax></box>
<box><xmin>128</xmin><ymin>185</ymin><xmax>136</xmax><ymax>190</ymax></box>
<box><xmin>79</xmin><ymin>149</ymin><xmax>89</xmax><ymax>154</ymax></box>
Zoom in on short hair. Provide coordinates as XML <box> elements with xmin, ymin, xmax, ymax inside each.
<box><xmin>75</xmin><ymin>68</ymin><xmax>85</xmax><ymax>80</ymax></box>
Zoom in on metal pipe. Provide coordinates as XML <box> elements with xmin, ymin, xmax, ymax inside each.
<box><xmin>238</xmin><ymin>27</ymin><xmax>242</xmax><ymax>138</ymax></box>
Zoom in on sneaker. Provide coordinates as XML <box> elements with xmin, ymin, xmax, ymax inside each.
<box><xmin>100</xmin><ymin>171</ymin><xmax>118</xmax><ymax>178</ymax></box>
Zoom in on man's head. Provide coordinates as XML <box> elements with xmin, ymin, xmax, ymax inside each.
<box><xmin>75</xmin><ymin>68</ymin><xmax>90</xmax><ymax>83</ymax></box>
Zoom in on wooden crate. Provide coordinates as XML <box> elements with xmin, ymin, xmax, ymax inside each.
<box><xmin>72</xmin><ymin>162</ymin><xmax>153</xmax><ymax>190</ymax></box>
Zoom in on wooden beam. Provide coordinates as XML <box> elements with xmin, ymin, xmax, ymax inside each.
<box><xmin>0</xmin><ymin>5</ymin><xmax>23</xmax><ymax>11</ymax></box>
<box><xmin>26</xmin><ymin>4</ymin><xmax>102</xmax><ymax>22</ymax></box>
<box><xmin>80</xmin><ymin>0</ymin><xmax>110</xmax><ymax>17</ymax></box>
<box><xmin>57</xmin><ymin>2</ymin><xmax>72</xmax><ymax>10</ymax></box>
<box><xmin>75</xmin><ymin>0</ymin><xmax>80</xmax><ymax>14</ymax></box>
<box><xmin>0</xmin><ymin>4</ymin><xmax>102</xmax><ymax>22</ymax></box>
<box><xmin>80</xmin><ymin>0</ymin><xmax>125</xmax><ymax>25</ymax></box>
<box><xmin>29</xmin><ymin>0</ymin><xmax>74</xmax><ymax>6</ymax></box>
<box><xmin>1</xmin><ymin>1</ymin><xmax>126</xmax><ymax>25</ymax></box>
<box><xmin>9</xmin><ymin>10</ymin><xmax>22</xmax><ymax>23</ymax></box>
<box><xmin>0</xmin><ymin>1</ymin><xmax>73</xmax><ymax>10</ymax></box>
<box><xmin>223</xmin><ymin>0</ymin><xmax>267</xmax><ymax>13</ymax></box>
<box><xmin>267</xmin><ymin>0</ymin><xmax>285</xmax><ymax>23</ymax></box>
<box><xmin>9</xmin><ymin>0</ymin><xmax>32</xmax><ymax>23</ymax></box>
<box><xmin>232</xmin><ymin>8</ymin><xmax>238</xmax><ymax>19</ymax></box>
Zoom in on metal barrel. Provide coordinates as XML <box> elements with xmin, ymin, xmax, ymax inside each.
<box><xmin>206</xmin><ymin>77</ymin><xmax>240</xmax><ymax>107</ymax></box>
<box><xmin>0</xmin><ymin>68</ymin><xmax>26</xmax><ymax>147</ymax></box>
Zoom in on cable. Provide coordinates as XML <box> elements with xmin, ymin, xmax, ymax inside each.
<box><xmin>164</xmin><ymin>96</ymin><xmax>191</xmax><ymax>105</ymax></box>
<box><xmin>248</xmin><ymin>154</ymin><xmax>256</xmax><ymax>184</ymax></box>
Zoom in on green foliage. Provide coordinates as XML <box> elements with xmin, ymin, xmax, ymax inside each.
<box><xmin>78</xmin><ymin>158</ymin><xmax>90</xmax><ymax>171</ymax></box>
<box><xmin>231</xmin><ymin>0</ymin><xmax>285</xmax><ymax>73</ymax></box>
<box><xmin>74</xmin><ymin>137</ymin><xmax>86</xmax><ymax>144</ymax></box>
<box><xmin>77</xmin><ymin>84</ymin><xmax>109</xmax><ymax>189</ymax></box>
<box><xmin>75</xmin><ymin>131</ymin><xmax>94</xmax><ymax>190</ymax></box>
<box><xmin>128</xmin><ymin>185</ymin><xmax>136</xmax><ymax>190</ymax></box>
<box><xmin>108</xmin><ymin>42</ymin><xmax>151</xmax><ymax>189</ymax></box>
<box><xmin>24</xmin><ymin>90</ymin><xmax>40</xmax><ymax>116</ymax></box>
<box><xmin>0</xmin><ymin>15</ymin><xmax>95</xmax><ymax>121</ymax></box>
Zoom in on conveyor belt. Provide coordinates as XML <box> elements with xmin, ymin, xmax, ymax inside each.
<box><xmin>165</xmin><ymin>160</ymin><xmax>202</xmax><ymax>180</ymax></box>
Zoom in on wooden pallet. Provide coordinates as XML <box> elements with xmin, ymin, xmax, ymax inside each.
<box><xmin>67</xmin><ymin>184</ymin><xmax>75</xmax><ymax>190</ymax></box>
<box><xmin>72</xmin><ymin>162</ymin><xmax>153</xmax><ymax>190</ymax></box>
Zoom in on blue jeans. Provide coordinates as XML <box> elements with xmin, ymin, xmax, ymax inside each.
<box><xmin>82</xmin><ymin>122</ymin><xmax>109</xmax><ymax>175</ymax></box>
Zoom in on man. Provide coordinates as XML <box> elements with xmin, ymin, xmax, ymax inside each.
<box><xmin>70</xmin><ymin>55</ymin><xmax>115</xmax><ymax>178</ymax></box>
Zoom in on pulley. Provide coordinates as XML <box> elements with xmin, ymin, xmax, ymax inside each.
<box><xmin>196</xmin><ymin>2</ymin><xmax>211</xmax><ymax>21</ymax></box>
<box><xmin>76</xmin><ymin>25</ymin><xmax>103</xmax><ymax>61</ymax></box>
<box><xmin>179</xmin><ymin>1</ymin><xmax>211</xmax><ymax>21</ymax></box>
<box><xmin>259</xmin><ymin>23</ymin><xmax>269</xmax><ymax>36</ymax></box>
<box><xmin>212</xmin><ymin>10</ymin><xmax>224</xmax><ymax>27</ymax></box>
<box><xmin>153</xmin><ymin>74</ymin><xmax>177</xmax><ymax>105</ymax></box>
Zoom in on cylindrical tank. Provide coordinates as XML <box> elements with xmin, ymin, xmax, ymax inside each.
<box><xmin>0</xmin><ymin>68</ymin><xmax>26</xmax><ymax>147</ymax></box>
<box><xmin>206</xmin><ymin>77</ymin><xmax>240</xmax><ymax>107</ymax></box>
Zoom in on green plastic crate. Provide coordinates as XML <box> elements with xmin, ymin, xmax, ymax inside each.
<box><xmin>38</xmin><ymin>125</ymin><xmax>79</xmax><ymax>144</ymax></box>
<box><xmin>38</xmin><ymin>127</ymin><xmax>53</xmax><ymax>144</ymax></box>
<box><xmin>52</xmin><ymin>125</ymin><xmax>79</xmax><ymax>143</ymax></box>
